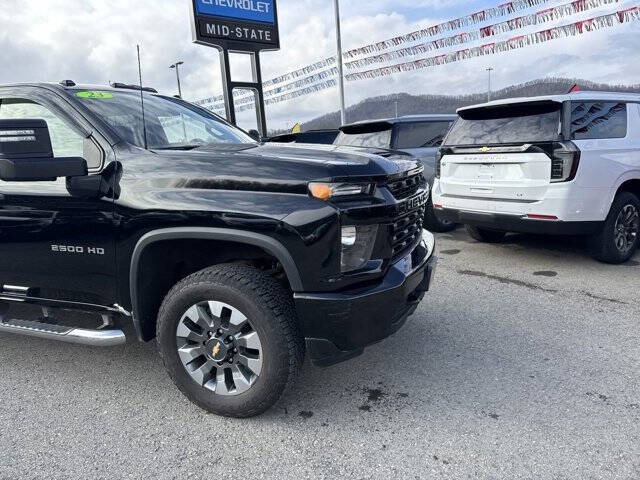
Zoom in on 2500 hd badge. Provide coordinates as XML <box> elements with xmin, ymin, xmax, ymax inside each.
<box><xmin>0</xmin><ymin>82</ymin><xmax>437</xmax><ymax>418</ymax></box>
<box><xmin>51</xmin><ymin>245</ymin><xmax>106</xmax><ymax>255</ymax></box>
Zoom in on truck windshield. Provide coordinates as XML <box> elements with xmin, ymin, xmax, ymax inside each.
<box><xmin>444</xmin><ymin>101</ymin><xmax>562</xmax><ymax>146</ymax></box>
<box><xmin>70</xmin><ymin>90</ymin><xmax>254</xmax><ymax>149</ymax></box>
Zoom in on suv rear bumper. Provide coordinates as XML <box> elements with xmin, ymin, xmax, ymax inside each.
<box><xmin>294</xmin><ymin>231</ymin><xmax>436</xmax><ymax>367</ymax></box>
<box><xmin>437</xmin><ymin>207</ymin><xmax>603</xmax><ymax>235</ymax></box>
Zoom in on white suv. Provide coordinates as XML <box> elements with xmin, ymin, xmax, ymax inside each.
<box><xmin>432</xmin><ymin>92</ymin><xmax>640</xmax><ymax>264</ymax></box>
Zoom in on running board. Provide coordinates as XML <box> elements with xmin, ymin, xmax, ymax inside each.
<box><xmin>0</xmin><ymin>318</ymin><xmax>126</xmax><ymax>347</ymax></box>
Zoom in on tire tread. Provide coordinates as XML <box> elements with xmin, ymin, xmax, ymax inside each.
<box><xmin>156</xmin><ymin>264</ymin><xmax>304</xmax><ymax>418</ymax></box>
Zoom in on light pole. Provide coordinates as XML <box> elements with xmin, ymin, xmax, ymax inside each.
<box><xmin>333</xmin><ymin>0</ymin><xmax>346</xmax><ymax>125</ymax></box>
<box><xmin>170</xmin><ymin>61</ymin><xmax>184</xmax><ymax>98</ymax></box>
<box><xmin>486</xmin><ymin>67</ymin><xmax>494</xmax><ymax>102</ymax></box>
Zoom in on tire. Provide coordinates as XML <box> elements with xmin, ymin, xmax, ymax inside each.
<box><xmin>424</xmin><ymin>198</ymin><xmax>457</xmax><ymax>233</ymax></box>
<box><xmin>156</xmin><ymin>264</ymin><xmax>304</xmax><ymax>418</ymax></box>
<box><xmin>588</xmin><ymin>191</ymin><xmax>640</xmax><ymax>264</ymax></box>
<box><xmin>465</xmin><ymin>225</ymin><xmax>507</xmax><ymax>243</ymax></box>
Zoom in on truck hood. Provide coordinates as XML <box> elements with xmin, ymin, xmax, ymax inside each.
<box><xmin>129</xmin><ymin>142</ymin><xmax>421</xmax><ymax>193</ymax></box>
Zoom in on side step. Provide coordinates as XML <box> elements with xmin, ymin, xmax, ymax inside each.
<box><xmin>0</xmin><ymin>318</ymin><xmax>126</xmax><ymax>347</ymax></box>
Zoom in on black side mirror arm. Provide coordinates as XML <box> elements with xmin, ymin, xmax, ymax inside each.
<box><xmin>66</xmin><ymin>161</ymin><xmax>122</xmax><ymax>199</ymax></box>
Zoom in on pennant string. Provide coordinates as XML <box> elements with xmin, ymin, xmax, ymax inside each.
<box><xmin>198</xmin><ymin>3</ymin><xmax>638</xmax><ymax>112</ymax></box>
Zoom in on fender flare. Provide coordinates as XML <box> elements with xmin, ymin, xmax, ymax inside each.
<box><xmin>129</xmin><ymin>227</ymin><xmax>304</xmax><ymax>339</ymax></box>
<box><xmin>606</xmin><ymin>171</ymin><xmax>640</xmax><ymax>216</ymax></box>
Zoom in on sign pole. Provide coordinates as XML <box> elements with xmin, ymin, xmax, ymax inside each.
<box><xmin>219</xmin><ymin>48</ymin><xmax>236</xmax><ymax>125</ymax></box>
<box><xmin>190</xmin><ymin>0</ymin><xmax>279</xmax><ymax>137</ymax></box>
<box><xmin>251</xmin><ymin>52</ymin><xmax>268</xmax><ymax>138</ymax></box>
<box><xmin>333</xmin><ymin>0</ymin><xmax>346</xmax><ymax>125</ymax></box>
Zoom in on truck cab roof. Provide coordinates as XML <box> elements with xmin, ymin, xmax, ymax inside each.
<box><xmin>0</xmin><ymin>82</ymin><xmax>159</xmax><ymax>95</ymax></box>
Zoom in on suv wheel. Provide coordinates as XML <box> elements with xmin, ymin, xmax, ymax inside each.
<box><xmin>465</xmin><ymin>225</ymin><xmax>507</xmax><ymax>243</ymax></box>
<box><xmin>588</xmin><ymin>192</ymin><xmax>640</xmax><ymax>264</ymax></box>
<box><xmin>157</xmin><ymin>264</ymin><xmax>304</xmax><ymax>418</ymax></box>
<box><xmin>424</xmin><ymin>198</ymin><xmax>456</xmax><ymax>233</ymax></box>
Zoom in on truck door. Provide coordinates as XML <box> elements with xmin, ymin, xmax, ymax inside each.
<box><xmin>0</xmin><ymin>94</ymin><xmax>118</xmax><ymax>308</ymax></box>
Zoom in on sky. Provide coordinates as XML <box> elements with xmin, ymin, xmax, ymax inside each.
<box><xmin>0</xmin><ymin>0</ymin><xmax>638</xmax><ymax>131</ymax></box>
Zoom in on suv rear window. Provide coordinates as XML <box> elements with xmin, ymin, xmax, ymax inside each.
<box><xmin>571</xmin><ymin>102</ymin><xmax>627</xmax><ymax>140</ymax></box>
<box><xmin>335</xmin><ymin>122</ymin><xmax>392</xmax><ymax>149</ymax></box>
<box><xmin>395</xmin><ymin>121</ymin><xmax>453</xmax><ymax>149</ymax></box>
<box><xmin>444</xmin><ymin>101</ymin><xmax>562</xmax><ymax>146</ymax></box>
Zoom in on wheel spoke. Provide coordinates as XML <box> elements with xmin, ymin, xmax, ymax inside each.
<box><xmin>178</xmin><ymin>345</ymin><xmax>203</xmax><ymax>365</ymax></box>
<box><xmin>624</xmin><ymin>206</ymin><xmax>637</xmax><ymax>224</ymax></box>
<box><xmin>230</xmin><ymin>364</ymin><xmax>252</xmax><ymax>394</ymax></box>
<box><xmin>181</xmin><ymin>304</ymin><xmax>212</xmax><ymax>331</ymax></box>
<box><xmin>215</xmin><ymin>367</ymin><xmax>231</xmax><ymax>395</ymax></box>
<box><xmin>228</xmin><ymin>309</ymin><xmax>248</xmax><ymax>335</ymax></box>
<box><xmin>189</xmin><ymin>359</ymin><xmax>216</xmax><ymax>386</ymax></box>
<box><xmin>182</xmin><ymin>305</ymin><xmax>200</xmax><ymax>324</ymax></box>
<box><xmin>195</xmin><ymin>304</ymin><xmax>215</xmax><ymax>329</ymax></box>
<box><xmin>236</xmin><ymin>331</ymin><xmax>261</xmax><ymax>350</ymax></box>
<box><xmin>207</xmin><ymin>301</ymin><xmax>226</xmax><ymax>321</ymax></box>
<box><xmin>176</xmin><ymin>319</ymin><xmax>206</xmax><ymax>342</ymax></box>
<box><xmin>237</xmin><ymin>353</ymin><xmax>262</xmax><ymax>376</ymax></box>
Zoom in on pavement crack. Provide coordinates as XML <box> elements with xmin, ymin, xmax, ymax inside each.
<box><xmin>582</xmin><ymin>291</ymin><xmax>628</xmax><ymax>305</ymax></box>
<box><xmin>457</xmin><ymin>270</ymin><xmax>557</xmax><ymax>293</ymax></box>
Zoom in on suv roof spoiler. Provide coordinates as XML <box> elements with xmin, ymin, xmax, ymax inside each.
<box><xmin>458</xmin><ymin>100</ymin><xmax>562</xmax><ymax>120</ymax></box>
<box><xmin>340</xmin><ymin>121</ymin><xmax>392</xmax><ymax>134</ymax></box>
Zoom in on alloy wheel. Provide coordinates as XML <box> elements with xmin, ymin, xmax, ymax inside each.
<box><xmin>614</xmin><ymin>204</ymin><xmax>639</xmax><ymax>254</ymax></box>
<box><xmin>176</xmin><ymin>301</ymin><xmax>263</xmax><ymax>396</ymax></box>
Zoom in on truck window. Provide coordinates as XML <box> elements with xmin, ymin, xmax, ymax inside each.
<box><xmin>0</xmin><ymin>98</ymin><xmax>89</xmax><ymax>162</ymax></box>
<box><xmin>71</xmin><ymin>90</ymin><xmax>253</xmax><ymax>148</ymax></box>
<box><xmin>571</xmin><ymin>102</ymin><xmax>627</xmax><ymax>140</ymax></box>
<box><xmin>395</xmin><ymin>121</ymin><xmax>453</xmax><ymax>149</ymax></box>
<box><xmin>444</xmin><ymin>101</ymin><xmax>562</xmax><ymax>146</ymax></box>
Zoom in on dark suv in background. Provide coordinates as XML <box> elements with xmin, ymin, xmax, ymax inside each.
<box><xmin>335</xmin><ymin>115</ymin><xmax>458</xmax><ymax>232</ymax></box>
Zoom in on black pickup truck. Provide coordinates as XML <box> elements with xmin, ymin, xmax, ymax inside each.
<box><xmin>0</xmin><ymin>82</ymin><xmax>436</xmax><ymax>417</ymax></box>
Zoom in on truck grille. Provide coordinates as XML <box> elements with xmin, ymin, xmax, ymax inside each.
<box><xmin>386</xmin><ymin>173</ymin><xmax>423</xmax><ymax>200</ymax></box>
<box><xmin>391</xmin><ymin>205</ymin><xmax>426</xmax><ymax>257</ymax></box>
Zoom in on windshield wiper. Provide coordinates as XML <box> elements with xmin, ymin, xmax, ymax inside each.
<box><xmin>152</xmin><ymin>144</ymin><xmax>204</xmax><ymax>151</ymax></box>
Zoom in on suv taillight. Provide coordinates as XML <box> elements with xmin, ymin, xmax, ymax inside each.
<box><xmin>551</xmin><ymin>142</ymin><xmax>581</xmax><ymax>183</ymax></box>
<box><xmin>435</xmin><ymin>149</ymin><xmax>444</xmax><ymax>178</ymax></box>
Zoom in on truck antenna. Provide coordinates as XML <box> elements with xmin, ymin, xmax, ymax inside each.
<box><xmin>136</xmin><ymin>45</ymin><xmax>149</xmax><ymax>150</ymax></box>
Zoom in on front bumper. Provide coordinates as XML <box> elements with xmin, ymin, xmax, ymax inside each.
<box><xmin>294</xmin><ymin>230</ymin><xmax>436</xmax><ymax>367</ymax></box>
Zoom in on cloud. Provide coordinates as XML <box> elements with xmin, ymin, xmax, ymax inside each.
<box><xmin>0</xmin><ymin>0</ymin><xmax>638</xmax><ymax>131</ymax></box>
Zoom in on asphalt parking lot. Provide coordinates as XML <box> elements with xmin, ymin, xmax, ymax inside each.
<box><xmin>0</xmin><ymin>229</ymin><xmax>638</xmax><ymax>480</ymax></box>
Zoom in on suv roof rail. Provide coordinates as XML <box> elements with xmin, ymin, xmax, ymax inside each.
<box><xmin>110</xmin><ymin>82</ymin><xmax>158</xmax><ymax>93</ymax></box>
<box><xmin>59</xmin><ymin>80</ymin><xmax>77</xmax><ymax>87</ymax></box>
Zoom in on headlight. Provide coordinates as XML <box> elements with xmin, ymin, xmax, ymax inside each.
<box><xmin>341</xmin><ymin>225</ymin><xmax>378</xmax><ymax>272</ymax></box>
<box><xmin>309</xmin><ymin>182</ymin><xmax>374</xmax><ymax>201</ymax></box>
<box><xmin>422</xmin><ymin>229</ymin><xmax>435</xmax><ymax>258</ymax></box>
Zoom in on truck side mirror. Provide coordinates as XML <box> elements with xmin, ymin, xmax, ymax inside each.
<box><xmin>0</xmin><ymin>119</ymin><xmax>87</xmax><ymax>181</ymax></box>
<box><xmin>248</xmin><ymin>129</ymin><xmax>261</xmax><ymax>142</ymax></box>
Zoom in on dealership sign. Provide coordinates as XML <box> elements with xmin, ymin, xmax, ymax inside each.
<box><xmin>191</xmin><ymin>0</ymin><xmax>280</xmax><ymax>51</ymax></box>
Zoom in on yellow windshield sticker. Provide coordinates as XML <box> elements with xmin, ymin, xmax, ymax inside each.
<box><xmin>75</xmin><ymin>91</ymin><xmax>113</xmax><ymax>99</ymax></box>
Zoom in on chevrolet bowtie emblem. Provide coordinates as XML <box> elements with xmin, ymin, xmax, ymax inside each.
<box><xmin>212</xmin><ymin>343</ymin><xmax>221</xmax><ymax>358</ymax></box>
<box><xmin>480</xmin><ymin>146</ymin><xmax>491</xmax><ymax>153</ymax></box>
